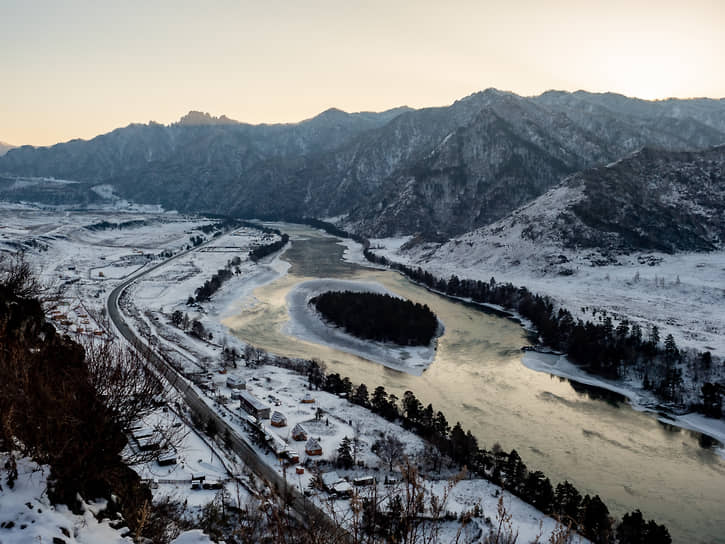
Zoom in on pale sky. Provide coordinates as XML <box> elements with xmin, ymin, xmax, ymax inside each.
<box><xmin>1</xmin><ymin>0</ymin><xmax>724</xmax><ymax>146</ymax></box>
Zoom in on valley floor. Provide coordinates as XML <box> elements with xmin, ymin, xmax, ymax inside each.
<box><xmin>0</xmin><ymin>204</ymin><xmax>586</xmax><ymax>543</ymax></box>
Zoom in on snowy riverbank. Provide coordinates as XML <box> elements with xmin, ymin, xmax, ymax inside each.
<box><xmin>339</xmin><ymin>234</ymin><xmax>725</xmax><ymax>457</ymax></box>
<box><xmin>522</xmin><ymin>351</ymin><xmax>725</xmax><ymax>458</ymax></box>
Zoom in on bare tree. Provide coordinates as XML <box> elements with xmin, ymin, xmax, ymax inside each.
<box><xmin>373</xmin><ymin>432</ymin><xmax>405</xmax><ymax>473</ymax></box>
<box><xmin>0</xmin><ymin>251</ymin><xmax>46</xmax><ymax>300</ymax></box>
<box><xmin>82</xmin><ymin>337</ymin><xmax>186</xmax><ymax>463</ymax></box>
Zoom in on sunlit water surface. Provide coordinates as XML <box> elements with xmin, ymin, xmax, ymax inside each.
<box><xmin>224</xmin><ymin>225</ymin><xmax>725</xmax><ymax>543</ymax></box>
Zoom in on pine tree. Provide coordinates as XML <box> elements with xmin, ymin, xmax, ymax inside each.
<box><xmin>337</xmin><ymin>436</ymin><xmax>354</xmax><ymax>469</ymax></box>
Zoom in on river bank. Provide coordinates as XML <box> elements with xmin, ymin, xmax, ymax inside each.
<box><xmin>522</xmin><ymin>351</ymin><xmax>725</xmax><ymax>458</ymax></box>
<box><xmin>220</xmin><ymin>224</ymin><xmax>725</xmax><ymax>543</ymax></box>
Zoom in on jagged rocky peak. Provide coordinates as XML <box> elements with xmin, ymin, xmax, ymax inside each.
<box><xmin>177</xmin><ymin>111</ymin><xmax>239</xmax><ymax>126</ymax></box>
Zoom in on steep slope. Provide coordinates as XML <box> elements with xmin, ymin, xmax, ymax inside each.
<box><xmin>425</xmin><ymin>144</ymin><xmax>725</xmax><ymax>261</ymax></box>
<box><xmin>346</xmin><ymin>91</ymin><xmax>725</xmax><ymax>237</ymax></box>
<box><xmin>2</xmin><ymin>90</ymin><xmax>725</xmax><ymax>237</ymax></box>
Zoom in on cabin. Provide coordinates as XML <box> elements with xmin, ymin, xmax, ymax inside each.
<box><xmin>305</xmin><ymin>437</ymin><xmax>322</xmax><ymax>456</ymax></box>
<box><xmin>132</xmin><ymin>428</ymin><xmax>153</xmax><ymax>440</ymax></box>
<box><xmin>270</xmin><ymin>411</ymin><xmax>287</xmax><ymax>427</ymax></box>
<box><xmin>301</xmin><ymin>392</ymin><xmax>315</xmax><ymax>404</ymax></box>
<box><xmin>291</xmin><ymin>423</ymin><xmax>308</xmax><ymax>441</ymax></box>
<box><xmin>238</xmin><ymin>390</ymin><xmax>271</xmax><ymax>419</ymax></box>
<box><xmin>296</xmin><ymin>466</ymin><xmax>305</xmax><ymax>475</ymax></box>
<box><xmin>226</xmin><ymin>375</ymin><xmax>246</xmax><ymax>390</ymax></box>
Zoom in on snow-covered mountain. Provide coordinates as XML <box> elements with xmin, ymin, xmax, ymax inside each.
<box><xmin>417</xmin><ymin>144</ymin><xmax>725</xmax><ymax>261</ymax></box>
<box><xmin>344</xmin><ymin>90</ymin><xmax>725</xmax><ymax>237</ymax></box>
<box><xmin>372</xmin><ymin>145</ymin><xmax>725</xmax><ymax>354</ymax></box>
<box><xmin>1</xmin><ymin>90</ymin><xmax>724</xmax><ymax>240</ymax></box>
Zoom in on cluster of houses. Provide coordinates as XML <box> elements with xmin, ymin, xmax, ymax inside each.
<box><xmin>48</xmin><ymin>301</ymin><xmax>105</xmax><ymax>337</ymax></box>
<box><xmin>233</xmin><ymin>385</ymin><xmax>326</xmax><ymax>459</ymax></box>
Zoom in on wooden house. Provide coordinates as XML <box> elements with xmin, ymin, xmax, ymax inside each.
<box><xmin>270</xmin><ymin>411</ymin><xmax>287</xmax><ymax>427</ymax></box>
<box><xmin>291</xmin><ymin>423</ymin><xmax>308</xmax><ymax>441</ymax></box>
<box><xmin>305</xmin><ymin>437</ymin><xmax>322</xmax><ymax>456</ymax></box>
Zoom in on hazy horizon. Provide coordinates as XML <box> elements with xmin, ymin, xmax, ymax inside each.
<box><xmin>6</xmin><ymin>86</ymin><xmax>725</xmax><ymax>149</ymax></box>
<box><xmin>3</xmin><ymin>0</ymin><xmax>724</xmax><ymax>146</ymax></box>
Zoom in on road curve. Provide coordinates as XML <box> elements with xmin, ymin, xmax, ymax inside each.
<box><xmin>106</xmin><ymin>236</ymin><xmax>345</xmax><ymax>538</ymax></box>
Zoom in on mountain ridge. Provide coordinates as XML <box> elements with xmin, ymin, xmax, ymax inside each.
<box><xmin>2</xmin><ymin>89</ymin><xmax>725</xmax><ymax>243</ymax></box>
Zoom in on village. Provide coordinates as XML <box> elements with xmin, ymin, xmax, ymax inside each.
<box><xmin>0</xmin><ymin>204</ymin><xmax>586</xmax><ymax>542</ymax></box>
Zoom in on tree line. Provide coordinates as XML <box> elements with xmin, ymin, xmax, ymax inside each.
<box><xmin>303</xmin><ymin>217</ymin><xmax>722</xmax><ymax>417</ymax></box>
<box><xmin>191</xmin><ymin>256</ymin><xmax>243</xmax><ymax>303</ymax></box>
<box><xmin>307</xmin><ymin>363</ymin><xmax>671</xmax><ymax>543</ymax></box>
<box><xmin>249</xmin><ymin>231</ymin><xmax>289</xmax><ymax>262</ymax></box>
<box><xmin>310</xmin><ymin>290</ymin><xmax>438</xmax><ymax>346</ymax></box>
<box><xmin>362</xmin><ymin>249</ymin><xmax>722</xmax><ymax>417</ymax></box>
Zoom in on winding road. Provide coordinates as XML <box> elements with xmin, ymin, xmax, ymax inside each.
<box><xmin>105</xmin><ymin>235</ymin><xmax>345</xmax><ymax>538</ymax></box>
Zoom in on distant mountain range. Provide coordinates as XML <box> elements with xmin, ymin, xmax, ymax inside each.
<box><xmin>1</xmin><ymin>90</ymin><xmax>724</xmax><ymax>252</ymax></box>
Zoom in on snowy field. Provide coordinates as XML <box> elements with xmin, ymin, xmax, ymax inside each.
<box><xmin>0</xmin><ymin>204</ymin><xmax>591</xmax><ymax>541</ymax></box>
<box><xmin>365</xmin><ymin>229</ymin><xmax>725</xmax><ymax>358</ymax></box>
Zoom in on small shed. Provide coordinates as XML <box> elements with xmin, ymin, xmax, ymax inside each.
<box><xmin>353</xmin><ymin>476</ymin><xmax>375</xmax><ymax>487</ymax></box>
<box><xmin>301</xmin><ymin>392</ymin><xmax>315</xmax><ymax>404</ymax></box>
<box><xmin>305</xmin><ymin>437</ymin><xmax>322</xmax><ymax>456</ymax></box>
<box><xmin>291</xmin><ymin>423</ymin><xmax>308</xmax><ymax>441</ymax></box>
<box><xmin>231</xmin><ymin>389</ymin><xmax>245</xmax><ymax>400</ymax></box>
<box><xmin>333</xmin><ymin>481</ymin><xmax>353</xmax><ymax>498</ymax></box>
<box><xmin>270</xmin><ymin>411</ymin><xmax>287</xmax><ymax>427</ymax></box>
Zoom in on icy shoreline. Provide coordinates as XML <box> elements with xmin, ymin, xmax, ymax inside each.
<box><xmin>338</xmin><ymin>235</ymin><xmax>725</xmax><ymax>457</ymax></box>
<box><xmin>523</xmin><ymin>351</ymin><xmax>725</xmax><ymax>457</ymax></box>
<box><xmin>284</xmin><ymin>278</ymin><xmax>439</xmax><ymax>375</ymax></box>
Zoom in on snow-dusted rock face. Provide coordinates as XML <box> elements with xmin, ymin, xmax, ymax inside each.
<box><xmin>428</xmin><ymin>144</ymin><xmax>725</xmax><ymax>261</ymax></box>
<box><xmin>1</xmin><ymin>90</ymin><xmax>724</xmax><ymax>239</ymax></box>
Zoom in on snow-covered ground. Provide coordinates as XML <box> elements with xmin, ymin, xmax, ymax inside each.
<box><xmin>0</xmin><ymin>205</ymin><xmax>590</xmax><ymax>541</ymax></box>
<box><xmin>0</xmin><ymin>452</ymin><xmax>214</xmax><ymax>544</ymax></box>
